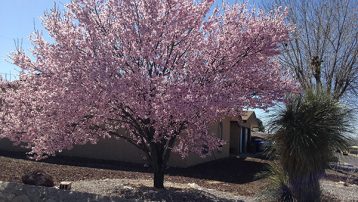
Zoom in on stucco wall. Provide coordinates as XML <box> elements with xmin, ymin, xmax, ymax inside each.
<box><xmin>170</xmin><ymin>118</ymin><xmax>231</xmax><ymax>167</ymax></box>
<box><xmin>61</xmin><ymin>137</ymin><xmax>147</xmax><ymax>165</ymax></box>
<box><xmin>0</xmin><ymin>119</ymin><xmax>233</xmax><ymax>168</ymax></box>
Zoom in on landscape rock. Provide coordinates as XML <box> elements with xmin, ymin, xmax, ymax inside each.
<box><xmin>22</xmin><ymin>170</ymin><xmax>54</xmax><ymax>187</ymax></box>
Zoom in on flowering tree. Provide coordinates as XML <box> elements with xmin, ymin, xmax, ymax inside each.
<box><xmin>1</xmin><ymin>0</ymin><xmax>294</xmax><ymax>188</ymax></box>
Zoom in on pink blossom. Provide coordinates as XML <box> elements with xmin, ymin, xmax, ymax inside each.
<box><xmin>1</xmin><ymin>0</ymin><xmax>295</xmax><ymax>188</ymax></box>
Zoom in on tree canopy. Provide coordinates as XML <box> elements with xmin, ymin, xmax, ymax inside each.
<box><xmin>0</xmin><ymin>0</ymin><xmax>294</xmax><ymax>188</ymax></box>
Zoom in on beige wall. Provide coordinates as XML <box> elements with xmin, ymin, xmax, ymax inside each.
<box><xmin>170</xmin><ymin>118</ymin><xmax>231</xmax><ymax>167</ymax></box>
<box><xmin>0</xmin><ymin>117</ymin><xmax>248</xmax><ymax>168</ymax></box>
<box><xmin>61</xmin><ymin>137</ymin><xmax>147</xmax><ymax>164</ymax></box>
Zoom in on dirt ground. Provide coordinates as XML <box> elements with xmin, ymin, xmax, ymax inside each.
<box><xmin>0</xmin><ymin>150</ymin><xmax>271</xmax><ymax>197</ymax></box>
<box><xmin>0</xmin><ymin>150</ymin><xmax>356</xmax><ymax>201</ymax></box>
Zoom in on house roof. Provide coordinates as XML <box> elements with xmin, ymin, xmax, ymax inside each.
<box><xmin>241</xmin><ymin>111</ymin><xmax>254</xmax><ymax>121</ymax></box>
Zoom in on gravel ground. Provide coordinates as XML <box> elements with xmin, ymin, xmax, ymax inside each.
<box><xmin>320</xmin><ymin>180</ymin><xmax>358</xmax><ymax>201</ymax></box>
<box><xmin>72</xmin><ymin>178</ymin><xmax>255</xmax><ymax>201</ymax></box>
<box><xmin>1</xmin><ymin>152</ymin><xmax>357</xmax><ymax>201</ymax></box>
<box><xmin>72</xmin><ymin>178</ymin><xmax>358</xmax><ymax>201</ymax></box>
<box><xmin>1</xmin><ymin>178</ymin><xmax>357</xmax><ymax>202</ymax></box>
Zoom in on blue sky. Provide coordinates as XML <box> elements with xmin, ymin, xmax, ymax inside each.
<box><xmin>0</xmin><ymin>0</ymin><xmax>71</xmax><ymax>79</ymax></box>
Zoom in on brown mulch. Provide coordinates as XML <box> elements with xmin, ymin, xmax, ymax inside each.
<box><xmin>0</xmin><ymin>151</ymin><xmax>271</xmax><ymax>196</ymax></box>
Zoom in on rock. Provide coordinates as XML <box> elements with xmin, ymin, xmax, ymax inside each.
<box><xmin>22</xmin><ymin>170</ymin><xmax>54</xmax><ymax>187</ymax></box>
<box><xmin>187</xmin><ymin>183</ymin><xmax>198</xmax><ymax>188</ymax></box>
<box><xmin>122</xmin><ymin>185</ymin><xmax>134</xmax><ymax>190</ymax></box>
<box><xmin>0</xmin><ymin>181</ymin><xmax>9</xmax><ymax>190</ymax></box>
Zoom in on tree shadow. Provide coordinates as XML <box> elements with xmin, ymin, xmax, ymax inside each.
<box><xmin>167</xmin><ymin>157</ymin><xmax>270</xmax><ymax>184</ymax></box>
<box><xmin>0</xmin><ymin>149</ymin><xmax>150</xmax><ymax>173</ymax></box>
<box><xmin>0</xmin><ymin>181</ymin><xmax>129</xmax><ymax>202</ymax></box>
<box><xmin>115</xmin><ymin>186</ymin><xmax>240</xmax><ymax>202</ymax></box>
<box><xmin>0</xmin><ymin>180</ymin><xmax>240</xmax><ymax>202</ymax></box>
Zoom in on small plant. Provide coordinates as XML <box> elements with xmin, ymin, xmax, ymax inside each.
<box><xmin>22</xmin><ymin>169</ymin><xmax>54</xmax><ymax>187</ymax></box>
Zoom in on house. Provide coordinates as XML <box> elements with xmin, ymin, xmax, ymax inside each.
<box><xmin>0</xmin><ymin>111</ymin><xmax>259</xmax><ymax>168</ymax></box>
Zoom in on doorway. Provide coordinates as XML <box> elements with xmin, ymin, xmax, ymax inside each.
<box><xmin>229</xmin><ymin>121</ymin><xmax>240</xmax><ymax>155</ymax></box>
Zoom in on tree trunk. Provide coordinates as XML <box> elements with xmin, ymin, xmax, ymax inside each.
<box><xmin>153</xmin><ymin>168</ymin><xmax>165</xmax><ymax>189</ymax></box>
<box><xmin>148</xmin><ymin>134</ymin><xmax>177</xmax><ymax>189</ymax></box>
<box><xmin>290</xmin><ymin>173</ymin><xmax>321</xmax><ymax>202</ymax></box>
<box><xmin>150</xmin><ymin>142</ymin><xmax>167</xmax><ymax>189</ymax></box>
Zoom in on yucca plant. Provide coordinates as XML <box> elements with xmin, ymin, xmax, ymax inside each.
<box><xmin>268</xmin><ymin>162</ymin><xmax>294</xmax><ymax>202</ymax></box>
<box><xmin>269</xmin><ymin>91</ymin><xmax>352</xmax><ymax>202</ymax></box>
